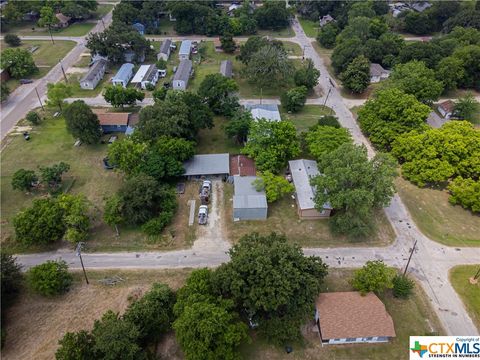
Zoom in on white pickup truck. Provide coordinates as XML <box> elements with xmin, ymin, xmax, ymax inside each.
<box><xmin>198</xmin><ymin>205</ymin><xmax>208</xmax><ymax>225</ymax></box>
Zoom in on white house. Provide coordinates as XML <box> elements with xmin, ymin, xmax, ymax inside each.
<box><xmin>244</xmin><ymin>104</ymin><xmax>281</xmax><ymax>122</ymax></box>
<box><xmin>157</xmin><ymin>39</ymin><xmax>172</xmax><ymax>61</ymax></box>
<box><xmin>179</xmin><ymin>40</ymin><xmax>192</xmax><ymax>60</ymax></box>
<box><xmin>316</xmin><ymin>292</ymin><xmax>396</xmax><ymax>345</ymax></box>
<box><xmin>111</xmin><ymin>63</ymin><xmax>134</xmax><ymax>88</ymax></box>
<box><xmin>370</xmin><ymin>63</ymin><xmax>390</xmax><ymax>83</ymax></box>
<box><xmin>131</xmin><ymin>64</ymin><xmax>159</xmax><ymax>90</ymax></box>
<box><xmin>173</xmin><ymin>59</ymin><xmax>192</xmax><ymax>91</ymax></box>
<box><xmin>319</xmin><ymin>14</ymin><xmax>334</xmax><ymax>27</ymax></box>
<box><xmin>80</xmin><ymin>59</ymin><xmax>107</xmax><ymax>90</ymax></box>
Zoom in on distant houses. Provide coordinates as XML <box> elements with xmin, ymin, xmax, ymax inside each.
<box><xmin>288</xmin><ymin>159</ymin><xmax>332</xmax><ymax>219</ymax></box>
<box><xmin>389</xmin><ymin>1</ymin><xmax>432</xmax><ymax>17</ymax></box>
<box><xmin>245</xmin><ymin>104</ymin><xmax>281</xmax><ymax>122</ymax></box>
<box><xmin>179</xmin><ymin>40</ymin><xmax>192</xmax><ymax>60</ymax></box>
<box><xmin>369</xmin><ymin>63</ymin><xmax>390</xmax><ymax>83</ymax></box>
<box><xmin>111</xmin><ymin>63</ymin><xmax>135</xmax><ymax>88</ymax></box>
<box><xmin>233</xmin><ymin>175</ymin><xmax>268</xmax><ymax>221</ymax></box>
<box><xmin>157</xmin><ymin>39</ymin><xmax>172</xmax><ymax>61</ymax></box>
<box><xmin>80</xmin><ymin>59</ymin><xmax>107</xmax><ymax>90</ymax></box>
<box><xmin>173</xmin><ymin>59</ymin><xmax>192</xmax><ymax>91</ymax></box>
<box><xmin>315</xmin><ymin>292</ymin><xmax>396</xmax><ymax>345</ymax></box>
<box><xmin>131</xmin><ymin>64</ymin><xmax>159</xmax><ymax>90</ymax></box>
<box><xmin>219</xmin><ymin>60</ymin><xmax>233</xmax><ymax>78</ymax></box>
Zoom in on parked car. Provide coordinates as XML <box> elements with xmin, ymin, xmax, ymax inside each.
<box><xmin>198</xmin><ymin>205</ymin><xmax>208</xmax><ymax>225</ymax></box>
<box><xmin>102</xmin><ymin>157</ymin><xmax>115</xmax><ymax>170</ymax></box>
<box><xmin>199</xmin><ymin>180</ymin><xmax>212</xmax><ymax>205</ymax></box>
<box><xmin>19</xmin><ymin>79</ymin><xmax>33</xmax><ymax>84</ymax></box>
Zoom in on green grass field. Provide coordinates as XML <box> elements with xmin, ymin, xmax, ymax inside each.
<box><xmin>257</xmin><ymin>26</ymin><xmax>295</xmax><ymax>38</ymax></box>
<box><xmin>280</xmin><ymin>105</ymin><xmax>333</xmax><ymax>132</ymax></box>
<box><xmin>1</xmin><ymin>40</ymin><xmax>76</xmax><ymax>93</ymax></box>
<box><xmin>196</xmin><ymin>117</ymin><xmax>242</xmax><ymax>154</ymax></box>
<box><xmin>241</xmin><ymin>268</ymin><xmax>444</xmax><ymax>360</ymax></box>
<box><xmin>396</xmin><ymin>177</ymin><xmax>480</xmax><ymax>247</ymax></box>
<box><xmin>449</xmin><ymin>265</ymin><xmax>480</xmax><ymax>331</ymax></box>
<box><xmin>299</xmin><ymin>18</ymin><xmax>320</xmax><ymax>38</ymax></box>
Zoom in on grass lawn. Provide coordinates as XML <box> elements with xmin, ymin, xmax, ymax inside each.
<box><xmin>449</xmin><ymin>265</ymin><xmax>480</xmax><ymax>331</ymax></box>
<box><xmin>258</xmin><ymin>26</ymin><xmax>295</xmax><ymax>38</ymax></box>
<box><xmin>1</xmin><ymin>269</ymin><xmax>192</xmax><ymax>360</ymax></box>
<box><xmin>280</xmin><ymin>105</ymin><xmax>333</xmax><ymax>132</ymax></box>
<box><xmin>283</xmin><ymin>41</ymin><xmax>303</xmax><ymax>56</ymax></box>
<box><xmin>299</xmin><ymin>18</ymin><xmax>319</xmax><ymax>38</ymax></box>
<box><xmin>224</xmin><ymin>183</ymin><xmax>396</xmax><ymax>248</ymax></box>
<box><xmin>94</xmin><ymin>4</ymin><xmax>114</xmax><ymax>18</ymax></box>
<box><xmin>311</xmin><ymin>41</ymin><xmax>336</xmax><ymax>80</ymax></box>
<box><xmin>395</xmin><ymin>177</ymin><xmax>480</xmax><ymax>247</ymax></box>
<box><xmin>241</xmin><ymin>268</ymin><xmax>444</xmax><ymax>360</ymax></box>
<box><xmin>157</xmin><ymin>20</ymin><xmax>176</xmax><ymax>35</ymax></box>
<box><xmin>196</xmin><ymin>117</ymin><xmax>242</xmax><ymax>154</ymax></box>
<box><xmin>0</xmin><ymin>113</ymin><xmax>197</xmax><ymax>253</ymax></box>
<box><xmin>1</xmin><ymin>40</ymin><xmax>76</xmax><ymax>93</ymax></box>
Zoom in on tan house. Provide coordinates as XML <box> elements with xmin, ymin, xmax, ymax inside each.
<box><xmin>315</xmin><ymin>292</ymin><xmax>396</xmax><ymax>345</ymax></box>
<box><xmin>54</xmin><ymin>13</ymin><xmax>71</xmax><ymax>28</ymax></box>
<box><xmin>288</xmin><ymin>159</ymin><xmax>332</xmax><ymax>219</ymax></box>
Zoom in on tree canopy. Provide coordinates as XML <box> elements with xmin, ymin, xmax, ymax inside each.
<box><xmin>254</xmin><ymin>1</ymin><xmax>290</xmax><ymax>30</ymax></box>
<box><xmin>103</xmin><ymin>85</ymin><xmax>145</xmax><ymax>108</ymax></box>
<box><xmin>294</xmin><ymin>58</ymin><xmax>320</xmax><ymax>90</ymax></box>
<box><xmin>305</xmin><ymin>125</ymin><xmax>352</xmax><ymax>161</ymax></box>
<box><xmin>26</xmin><ymin>260</ymin><xmax>73</xmax><ymax>297</ymax></box>
<box><xmin>340</xmin><ymin>55</ymin><xmax>371</xmax><ymax>93</ymax></box>
<box><xmin>281</xmin><ymin>86</ymin><xmax>308</xmax><ymax>113</ymax></box>
<box><xmin>11</xmin><ymin>169</ymin><xmax>38</xmax><ymax>192</ymax></box>
<box><xmin>0</xmin><ymin>48</ymin><xmax>38</xmax><ymax>79</ymax></box>
<box><xmin>63</xmin><ymin>100</ymin><xmax>102</xmax><ymax>144</ymax></box>
<box><xmin>253</xmin><ymin>171</ymin><xmax>294</xmax><ymax>203</ymax></box>
<box><xmin>198</xmin><ymin>74</ymin><xmax>239</xmax><ymax>117</ymax></box>
<box><xmin>351</xmin><ymin>260</ymin><xmax>396</xmax><ymax>295</ymax></box>
<box><xmin>311</xmin><ymin>143</ymin><xmax>397</xmax><ymax>237</ymax></box>
<box><xmin>46</xmin><ymin>83</ymin><xmax>72</xmax><ymax>111</ymax></box>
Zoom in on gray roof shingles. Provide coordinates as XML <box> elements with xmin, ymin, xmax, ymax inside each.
<box><xmin>183</xmin><ymin>153</ymin><xmax>230</xmax><ymax>176</ymax></box>
<box><xmin>173</xmin><ymin>59</ymin><xmax>192</xmax><ymax>82</ymax></box>
<box><xmin>81</xmin><ymin>59</ymin><xmax>107</xmax><ymax>83</ymax></box>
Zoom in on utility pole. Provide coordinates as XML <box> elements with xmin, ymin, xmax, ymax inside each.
<box><xmin>34</xmin><ymin>87</ymin><xmax>44</xmax><ymax>111</ymax></box>
<box><xmin>323</xmin><ymin>87</ymin><xmax>332</xmax><ymax>108</ymax></box>
<box><xmin>48</xmin><ymin>25</ymin><xmax>55</xmax><ymax>44</ymax></box>
<box><xmin>59</xmin><ymin>60</ymin><xmax>68</xmax><ymax>83</ymax></box>
<box><xmin>76</xmin><ymin>242</ymin><xmax>89</xmax><ymax>285</ymax></box>
<box><xmin>101</xmin><ymin>18</ymin><xmax>106</xmax><ymax>30</ymax></box>
<box><xmin>474</xmin><ymin>267</ymin><xmax>480</xmax><ymax>281</ymax></box>
<box><xmin>403</xmin><ymin>240</ymin><xmax>418</xmax><ymax>276</ymax></box>
<box><xmin>260</xmin><ymin>87</ymin><xmax>263</xmax><ymax>105</ymax></box>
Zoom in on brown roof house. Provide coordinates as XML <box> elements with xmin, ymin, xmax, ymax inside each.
<box><xmin>93</xmin><ymin>109</ymin><xmax>131</xmax><ymax>134</ymax></box>
<box><xmin>315</xmin><ymin>292</ymin><xmax>396</xmax><ymax>345</ymax></box>
<box><xmin>54</xmin><ymin>13</ymin><xmax>71</xmax><ymax>28</ymax></box>
<box><xmin>437</xmin><ymin>100</ymin><xmax>455</xmax><ymax>119</ymax></box>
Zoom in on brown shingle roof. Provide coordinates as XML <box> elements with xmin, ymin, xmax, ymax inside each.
<box><xmin>316</xmin><ymin>292</ymin><xmax>396</xmax><ymax>340</ymax></box>
<box><xmin>55</xmin><ymin>13</ymin><xmax>71</xmax><ymax>24</ymax></box>
<box><xmin>93</xmin><ymin>109</ymin><xmax>130</xmax><ymax>126</ymax></box>
<box><xmin>438</xmin><ymin>100</ymin><xmax>455</xmax><ymax>113</ymax></box>
<box><xmin>230</xmin><ymin>155</ymin><xmax>256</xmax><ymax>176</ymax></box>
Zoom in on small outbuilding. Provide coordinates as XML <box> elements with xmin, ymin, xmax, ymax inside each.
<box><xmin>173</xmin><ymin>59</ymin><xmax>192</xmax><ymax>91</ymax></box>
<box><xmin>80</xmin><ymin>59</ymin><xmax>107</xmax><ymax>90</ymax></box>
<box><xmin>288</xmin><ymin>159</ymin><xmax>332</xmax><ymax>219</ymax></box>
<box><xmin>319</xmin><ymin>14</ymin><xmax>334</xmax><ymax>27</ymax></box>
<box><xmin>157</xmin><ymin>39</ymin><xmax>172</xmax><ymax>61</ymax></box>
<box><xmin>437</xmin><ymin>100</ymin><xmax>455</xmax><ymax>119</ymax></box>
<box><xmin>131</xmin><ymin>64</ymin><xmax>159</xmax><ymax>90</ymax></box>
<box><xmin>315</xmin><ymin>292</ymin><xmax>396</xmax><ymax>345</ymax></box>
<box><xmin>370</xmin><ymin>63</ymin><xmax>390</xmax><ymax>83</ymax></box>
<box><xmin>93</xmin><ymin>109</ymin><xmax>131</xmax><ymax>133</ymax></box>
<box><xmin>111</xmin><ymin>63</ymin><xmax>135</xmax><ymax>88</ymax></box>
<box><xmin>54</xmin><ymin>13</ymin><xmax>71</xmax><ymax>28</ymax></box>
<box><xmin>132</xmin><ymin>22</ymin><xmax>145</xmax><ymax>35</ymax></box>
<box><xmin>183</xmin><ymin>153</ymin><xmax>230</xmax><ymax>180</ymax></box>
<box><xmin>179</xmin><ymin>40</ymin><xmax>192</xmax><ymax>60</ymax></box>
<box><xmin>219</xmin><ymin>60</ymin><xmax>233</xmax><ymax>78</ymax></box>
<box><xmin>245</xmin><ymin>103</ymin><xmax>281</xmax><ymax>122</ymax></box>
<box><xmin>233</xmin><ymin>176</ymin><xmax>268</xmax><ymax>221</ymax></box>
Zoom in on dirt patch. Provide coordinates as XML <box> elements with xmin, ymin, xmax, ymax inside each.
<box><xmin>1</xmin><ymin>269</ymin><xmax>191</xmax><ymax>360</ymax></box>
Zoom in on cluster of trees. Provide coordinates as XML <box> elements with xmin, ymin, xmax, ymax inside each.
<box><xmin>0</xmin><ymin>48</ymin><xmax>38</xmax><ymax>79</ymax></box>
<box><xmin>392</xmin><ymin>121</ymin><xmax>480</xmax><ymax>212</ymax></box>
<box><xmin>13</xmin><ymin>193</ymin><xmax>91</xmax><ymax>246</ymax></box>
<box><xmin>103</xmin><ymin>85</ymin><xmax>145</xmax><ymax>108</ymax></box>
<box><xmin>111</xmin><ymin>0</ymin><xmax>167</xmax><ymax>34</ymax></box>
<box><xmin>304</xmin><ymin>117</ymin><xmax>352</xmax><ymax>160</ymax></box>
<box><xmin>12</xmin><ymin>162</ymin><xmax>70</xmax><ymax>193</ymax></box>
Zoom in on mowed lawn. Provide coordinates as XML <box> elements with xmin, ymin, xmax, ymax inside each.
<box><xmin>281</xmin><ymin>105</ymin><xmax>333</xmax><ymax>132</ymax></box>
<box><xmin>196</xmin><ymin>117</ymin><xmax>242</xmax><ymax>154</ymax></box>
<box><xmin>299</xmin><ymin>18</ymin><xmax>320</xmax><ymax>38</ymax></box>
<box><xmin>0</xmin><ymin>114</ymin><xmax>197</xmax><ymax>253</ymax></box>
<box><xmin>449</xmin><ymin>265</ymin><xmax>480</xmax><ymax>331</ymax></box>
<box><xmin>224</xmin><ymin>183</ymin><xmax>396</xmax><ymax>248</ymax></box>
<box><xmin>241</xmin><ymin>268</ymin><xmax>444</xmax><ymax>360</ymax></box>
<box><xmin>1</xmin><ymin>40</ymin><xmax>76</xmax><ymax>92</ymax></box>
<box><xmin>396</xmin><ymin>177</ymin><xmax>480</xmax><ymax>247</ymax></box>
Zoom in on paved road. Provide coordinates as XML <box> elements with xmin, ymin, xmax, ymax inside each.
<box><xmin>0</xmin><ymin>12</ymin><xmax>112</xmax><ymax>140</ymax></box>
<box><xmin>9</xmin><ymin>18</ymin><xmax>480</xmax><ymax>336</ymax></box>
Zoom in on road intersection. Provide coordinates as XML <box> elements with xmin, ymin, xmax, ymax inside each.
<box><xmin>2</xmin><ymin>14</ymin><xmax>478</xmax><ymax>336</ymax></box>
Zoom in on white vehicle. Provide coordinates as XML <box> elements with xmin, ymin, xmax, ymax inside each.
<box><xmin>158</xmin><ymin>69</ymin><xmax>167</xmax><ymax>78</ymax></box>
<box><xmin>198</xmin><ymin>205</ymin><xmax>208</xmax><ymax>225</ymax></box>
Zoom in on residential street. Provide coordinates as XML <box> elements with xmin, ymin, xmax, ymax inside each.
<box><xmin>5</xmin><ymin>15</ymin><xmax>479</xmax><ymax>336</ymax></box>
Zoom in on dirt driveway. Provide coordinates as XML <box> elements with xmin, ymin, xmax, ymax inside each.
<box><xmin>192</xmin><ymin>180</ymin><xmax>230</xmax><ymax>253</ymax></box>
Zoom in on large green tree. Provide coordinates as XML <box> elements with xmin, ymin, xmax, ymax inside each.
<box><xmin>351</xmin><ymin>260</ymin><xmax>396</xmax><ymax>295</ymax></box>
<box><xmin>11</xmin><ymin>169</ymin><xmax>38</xmax><ymax>192</ymax></box>
<box><xmin>63</xmin><ymin>100</ymin><xmax>102</xmax><ymax>144</ymax></box>
<box><xmin>0</xmin><ymin>48</ymin><xmax>38</xmax><ymax>79</ymax></box>
<box><xmin>55</xmin><ymin>330</ymin><xmax>96</xmax><ymax>360</ymax></box>
<box><xmin>103</xmin><ymin>85</ymin><xmax>145</xmax><ymax>108</ymax></box>
<box><xmin>305</xmin><ymin>125</ymin><xmax>352</xmax><ymax>161</ymax></box>
<box><xmin>253</xmin><ymin>171</ymin><xmax>294</xmax><ymax>203</ymax></box>
<box><xmin>254</xmin><ymin>1</ymin><xmax>289</xmax><ymax>30</ymax></box>
<box><xmin>242</xmin><ymin>119</ymin><xmax>300</xmax><ymax>173</ymax></box>
<box><xmin>26</xmin><ymin>260</ymin><xmax>73</xmax><ymax>297</ymax></box>
<box><xmin>224</xmin><ymin>111</ymin><xmax>252</xmax><ymax>144</ymax></box>
<box><xmin>448</xmin><ymin>177</ymin><xmax>480</xmax><ymax>213</ymax></box>
<box><xmin>454</xmin><ymin>93</ymin><xmax>480</xmax><ymax>122</ymax></box>
<box><xmin>214</xmin><ymin>232</ymin><xmax>329</xmax><ymax>345</ymax></box>
<box><xmin>294</xmin><ymin>59</ymin><xmax>320</xmax><ymax>90</ymax></box>
<box><xmin>46</xmin><ymin>83</ymin><xmax>72</xmax><ymax>111</ymax></box>
<box><xmin>198</xmin><ymin>74</ymin><xmax>239</xmax><ymax>117</ymax></box>
<box><xmin>340</xmin><ymin>55</ymin><xmax>371</xmax><ymax>94</ymax></box>
<box><xmin>57</xmin><ymin>194</ymin><xmax>90</xmax><ymax>244</ymax></box>
<box><xmin>311</xmin><ymin>143</ymin><xmax>397</xmax><ymax>237</ymax></box>
<box><xmin>357</xmin><ymin>88</ymin><xmax>430</xmax><ymax>150</ymax></box>
<box><xmin>281</xmin><ymin>86</ymin><xmax>308</xmax><ymax>113</ymax></box>
<box><xmin>387</xmin><ymin>60</ymin><xmax>443</xmax><ymax>104</ymax></box>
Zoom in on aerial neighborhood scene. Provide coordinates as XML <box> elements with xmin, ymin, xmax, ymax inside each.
<box><xmin>1</xmin><ymin>0</ymin><xmax>480</xmax><ymax>359</ymax></box>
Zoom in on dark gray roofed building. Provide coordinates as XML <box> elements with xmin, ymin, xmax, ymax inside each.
<box><xmin>220</xmin><ymin>60</ymin><xmax>233</xmax><ymax>78</ymax></box>
<box><xmin>183</xmin><ymin>153</ymin><xmax>230</xmax><ymax>179</ymax></box>
<box><xmin>80</xmin><ymin>59</ymin><xmax>107</xmax><ymax>90</ymax></box>
<box><xmin>158</xmin><ymin>39</ymin><xmax>172</xmax><ymax>61</ymax></box>
<box><xmin>233</xmin><ymin>176</ymin><xmax>267</xmax><ymax>220</ymax></box>
<box><xmin>173</xmin><ymin>59</ymin><xmax>193</xmax><ymax>91</ymax></box>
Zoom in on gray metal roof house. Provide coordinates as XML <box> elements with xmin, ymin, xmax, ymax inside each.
<box><xmin>173</xmin><ymin>59</ymin><xmax>192</xmax><ymax>91</ymax></box>
<box><xmin>157</xmin><ymin>39</ymin><xmax>172</xmax><ymax>61</ymax></box>
<box><xmin>220</xmin><ymin>60</ymin><xmax>233</xmax><ymax>78</ymax></box>
<box><xmin>179</xmin><ymin>40</ymin><xmax>192</xmax><ymax>60</ymax></box>
<box><xmin>244</xmin><ymin>103</ymin><xmax>281</xmax><ymax>122</ymax></box>
<box><xmin>111</xmin><ymin>63</ymin><xmax>134</xmax><ymax>88</ymax></box>
<box><xmin>288</xmin><ymin>159</ymin><xmax>332</xmax><ymax>219</ymax></box>
<box><xmin>80</xmin><ymin>59</ymin><xmax>107</xmax><ymax>90</ymax></box>
<box><xmin>183</xmin><ymin>153</ymin><xmax>230</xmax><ymax>180</ymax></box>
<box><xmin>233</xmin><ymin>176</ymin><xmax>268</xmax><ymax>221</ymax></box>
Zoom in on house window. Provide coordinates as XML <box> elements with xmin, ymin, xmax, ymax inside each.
<box><xmin>377</xmin><ymin>336</ymin><xmax>388</xmax><ymax>341</ymax></box>
<box><xmin>346</xmin><ymin>338</ymin><xmax>356</xmax><ymax>342</ymax></box>
<box><xmin>365</xmin><ymin>337</ymin><xmax>373</xmax><ymax>341</ymax></box>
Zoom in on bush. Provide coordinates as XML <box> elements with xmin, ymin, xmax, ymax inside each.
<box><xmin>318</xmin><ymin>115</ymin><xmax>340</xmax><ymax>128</ymax></box>
<box><xmin>156</xmin><ymin>58</ymin><xmax>167</xmax><ymax>70</ymax></box>
<box><xmin>26</xmin><ymin>111</ymin><xmax>41</xmax><ymax>125</ymax></box>
<box><xmin>392</xmin><ymin>275</ymin><xmax>415</xmax><ymax>299</ymax></box>
<box><xmin>26</xmin><ymin>260</ymin><xmax>73</xmax><ymax>296</ymax></box>
<box><xmin>281</xmin><ymin>86</ymin><xmax>308</xmax><ymax>113</ymax></box>
<box><xmin>4</xmin><ymin>34</ymin><xmax>21</xmax><ymax>47</ymax></box>
<box><xmin>448</xmin><ymin>177</ymin><xmax>480</xmax><ymax>213</ymax></box>
<box><xmin>351</xmin><ymin>260</ymin><xmax>396</xmax><ymax>295</ymax></box>
<box><xmin>11</xmin><ymin>169</ymin><xmax>38</xmax><ymax>192</ymax></box>
<box><xmin>145</xmin><ymin>83</ymin><xmax>155</xmax><ymax>91</ymax></box>
<box><xmin>55</xmin><ymin>330</ymin><xmax>96</xmax><ymax>360</ymax></box>
<box><xmin>141</xmin><ymin>211</ymin><xmax>174</xmax><ymax>236</ymax></box>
